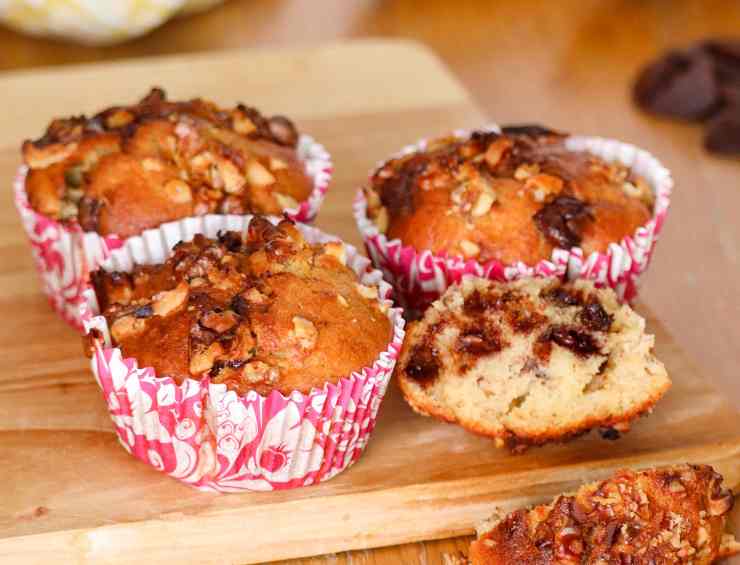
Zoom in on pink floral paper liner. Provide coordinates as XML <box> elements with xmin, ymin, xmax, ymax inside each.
<box><xmin>13</xmin><ymin>133</ymin><xmax>333</xmax><ymax>331</ymax></box>
<box><xmin>78</xmin><ymin>215</ymin><xmax>405</xmax><ymax>492</ymax></box>
<box><xmin>353</xmin><ymin>125</ymin><xmax>673</xmax><ymax>311</ymax></box>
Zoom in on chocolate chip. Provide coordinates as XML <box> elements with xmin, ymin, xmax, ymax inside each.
<box><xmin>539</xmin><ymin>325</ymin><xmax>600</xmax><ymax>357</ymax></box>
<box><xmin>502</xmin><ymin>124</ymin><xmax>563</xmax><ymax>138</ymax></box>
<box><xmin>133</xmin><ymin>304</ymin><xmax>153</xmax><ymax>318</ymax></box>
<box><xmin>543</xmin><ymin>286</ymin><xmax>583</xmax><ymax>307</ymax></box>
<box><xmin>377</xmin><ymin>154</ymin><xmax>428</xmax><ymax>217</ymax></box>
<box><xmin>77</xmin><ymin>196</ymin><xmax>101</xmax><ymax>231</ymax></box>
<box><xmin>634</xmin><ymin>48</ymin><xmax>719</xmax><ymax>120</ymax></box>
<box><xmin>600</xmin><ymin>428</ymin><xmax>621</xmax><ymax>441</ymax></box>
<box><xmin>267</xmin><ymin>116</ymin><xmax>299</xmax><ymax>147</ymax></box>
<box><xmin>456</xmin><ymin>324</ymin><xmax>504</xmax><ymax>357</ymax></box>
<box><xmin>580</xmin><ymin>299</ymin><xmax>613</xmax><ymax>332</ymax></box>
<box><xmin>217</xmin><ymin>230</ymin><xmax>243</xmax><ymax>252</ymax></box>
<box><xmin>704</xmin><ymin>106</ymin><xmax>740</xmax><ymax>155</ymax></box>
<box><xmin>533</xmin><ymin>195</ymin><xmax>592</xmax><ymax>249</ymax></box>
<box><xmin>405</xmin><ymin>343</ymin><xmax>441</xmax><ymax>388</ymax></box>
<box><xmin>463</xmin><ymin>289</ymin><xmax>497</xmax><ymax>315</ymax></box>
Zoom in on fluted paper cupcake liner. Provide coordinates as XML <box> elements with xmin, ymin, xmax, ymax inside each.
<box><xmin>14</xmin><ymin>134</ymin><xmax>333</xmax><ymax>330</ymax></box>
<box><xmin>79</xmin><ymin>215</ymin><xmax>405</xmax><ymax>492</ymax></box>
<box><xmin>354</xmin><ymin>125</ymin><xmax>672</xmax><ymax>312</ymax></box>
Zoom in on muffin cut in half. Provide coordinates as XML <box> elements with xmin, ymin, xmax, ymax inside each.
<box><xmin>396</xmin><ymin>277</ymin><xmax>671</xmax><ymax>450</ymax></box>
<box><xmin>24</xmin><ymin>87</ymin><xmax>314</xmax><ymax>238</ymax></box>
<box><xmin>470</xmin><ymin>464</ymin><xmax>739</xmax><ymax>564</ymax></box>
<box><xmin>91</xmin><ymin>216</ymin><xmax>392</xmax><ymax>396</ymax></box>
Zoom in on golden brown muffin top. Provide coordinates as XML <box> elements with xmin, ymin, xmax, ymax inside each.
<box><xmin>93</xmin><ymin>217</ymin><xmax>392</xmax><ymax>396</ymax></box>
<box><xmin>470</xmin><ymin>465</ymin><xmax>738</xmax><ymax>564</ymax></box>
<box><xmin>364</xmin><ymin>125</ymin><xmax>655</xmax><ymax>264</ymax></box>
<box><xmin>23</xmin><ymin>88</ymin><xmax>313</xmax><ymax>237</ymax></box>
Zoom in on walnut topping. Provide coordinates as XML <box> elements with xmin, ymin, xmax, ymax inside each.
<box><xmin>231</xmin><ymin>110</ymin><xmax>256</xmax><ymax>135</ymax></box>
<box><xmin>484</xmin><ymin>137</ymin><xmax>513</xmax><ymax>170</ymax></box>
<box><xmin>190</xmin><ymin>342</ymin><xmax>224</xmax><ymax>374</ymax></box>
<box><xmin>105</xmin><ymin>110</ymin><xmax>133</xmax><ymax>129</ymax></box>
<box><xmin>164</xmin><ymin>179</ymin><xmax>193</xmax><ymax>204</ymax></box>
<box><xmin>111</xmin><ymin>315</ymin><xmax>146</xmax><ymax>341</ymax></box>
<box><xmin>274</xmin><ymin>192</ymin><xmax>299</xmax><ymax>210</ymax></box>
<box><xmin>337</xmin><ymin>294</ymin><xmax>349</xmax><ymax>307</ymax></box>
<box><xmin>471</xmin><ymin>191</ymin><xmax>496</xmax><ymax>217</ymax></box>
<box><xmin>524</xmin><ymin>173</ymin><xmax>564</xmax><ymax>200</ymax></box>
<box><xmin>200</xmin><ymin>310</ymin><xmax>239</xmax><ymax>333</ymax></box>
<box><xmin>460</xmin><ymin>239</ymin><xmax>480</xmax><ymax>258</ymax></box>
<box><xmin>323</xmin><ymin>241</ymin><xmax>347</xmax><ymax>265</ymax></box>
<box><xmin>142</xmin><ymin>158</ymin><xmax>163</xmax><ymax>172</ymax></box>
<box><xmin>514</xmin><ymin>163</ymin><xmax>540</xmax><ymax>180</ymax></box>
<box><xmin>246</xmin><ymin>159</ymin><xmax>276</xmax><ymax>187</ymax></box>
<box><xmin>269</xmin><ymin>157</ymin><xmax>288</xmax><ymax>170</ymax></box>
<box><xmin>356</xmin><ymin>283</ymin><xmax>379</xmax><ymax>301</ymax></box>
<box><xmin>242</xmin><ymin>361</ymin><xmax>278</xmax><ymax>384</ymax></box>
<box><xmin>152</xmin><ymin>281</ymin><xmax>188</xmax><ymax>317</ymax></box>
<box><xmin>291</xmin><ymin>316</ymin><xmax>318</xmax><ymax>350</ymax></box>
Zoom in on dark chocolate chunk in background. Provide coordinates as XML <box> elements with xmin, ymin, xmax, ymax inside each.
<box><xmin>633</xmin><ymin>47</ymin><xmax>720</xmax><ymax>120</ymax></box>
<box><xmin>704</xmin><ymin>106</ymin><xmax>740</xmax><ymax>155</ymax></box>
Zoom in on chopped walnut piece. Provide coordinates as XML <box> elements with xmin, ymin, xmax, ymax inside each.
<box><xmin>246</xmin><ymin>159</ymin><xmax>276</xmax><ymax>187</ymax></box>
<box><xmin>460</xmin><ymin>239</ymin><xmax>480</xmax><ymax>258</ymax></box>
<box><xmin>269</xmin><ymin>157</ymin><xmax>288</xmax><ymax>170</ymax></box>
<box><xmin>291</xmin><ymin>316</ymin><xmax>318</xmax><ymax>350</ymax></box>
<box><xmin>111</xmin><ymin>315</ymin><xmax>147</xmax><ymax>341</ymax></box>
<box><xmin>356</xmin><ymin>284</ymin><xmax>378</xmax><ymax>301</ymax></box>
<box><xmin>242</xmin><ymin>361</ymin><xmax>278</xmax><ymax>384</ymax></box>
<box><xmin>471</xmin><ymin>191</ymin><xmax>496</xmax><ymax>217</ymax></box>
<box><xmin>274</xmin><ymin>192</ymin><xmax>299</xmax><ymax>210</ymax></box>
<box><xmin>190</xmin><ymin>342</ymin><xmax>224</xmax><ymax>374</ymax></box>
<box><xmin>200</xmin><ymin>310</ymin><xmax>239</xmax><ymax>334</ymax></box>
<box><xmin>163</xmin><ymin>179</ymin><xmax>193</xmax><ymax>204</ymax></box>
<box><xmin>152</xmin><ymin>282</ymin><xmax>188</xmax><ymax>317</ymax></box>
<box><xmin>514</xmin><ymin>163</ymin><xmax>540</xmax><ymax>180</ymax></box>
<box><xmin>323</xmin><ymin>241</ymin><xmax>347</xmax><ymax>265</ymax></box>
<box><xmin>484</xmin><ymin>137</ymin><xmax>513</xmax><ymax>170</ymax></box>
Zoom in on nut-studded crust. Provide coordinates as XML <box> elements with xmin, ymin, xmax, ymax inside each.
<box><xmin>23</xmin><ymin>88</ymin><xmax>312</xmax><ymax>237</ymax></box>
<box><xmin>364</xmin><ymin>125</ymin><xmax>654</xmax><ymax>264</ymax></box>
<box><xmin>395</xmin><ymin>278</ymin><xmax>671</xmax><ymax>451</ymax></box>
<box><xmin>470</xmin><ymin>465</ymin><xmax>739</xmax><ymax>564</ymax></box>
<box><xmin>92</xmin><ymin>216</ymin><xmax>392</xmax><ymax>396</ymax></box>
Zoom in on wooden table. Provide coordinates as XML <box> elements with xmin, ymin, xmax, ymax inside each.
<box><xmin>1</xmin><ymin>2</ymin><xmax>739</xmax><ymax>563</ymax></box>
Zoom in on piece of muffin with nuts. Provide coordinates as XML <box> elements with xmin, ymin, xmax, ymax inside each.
<box><xmin>363</xmin><ymin>125</ymin><xmax>654</xmax><ymax>264</ymax></box>
<box><xmin>91</xmin><ymin>216</ymin><xmax>392</xmax><ymax>395</ymax></box>
<box><xmin>469</xmin><ymin>464</ymin><xmax>739</xmax><ymax>564</ymax></box>
<box><xmin>24</xmin><ymin>88</ymin><xmax>314</xmax><ymax>238</ymax></box>
<box><xmin>395</xmin><ymin>277</ymin><xmax>670</xmax><ymax>451</ymax></box>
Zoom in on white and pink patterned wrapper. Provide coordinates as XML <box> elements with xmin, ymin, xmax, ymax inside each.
<box><xmin>354</xmin><ymin>125</ymin><xmax>673</xmax><ymax>311</ymax></box>
<box><xmin>78</xmin><ymin>215</ymin><xmax>405</xmax><ymax>492</ymax></box>
<box><xmin>14</xmin><ymin>134</ymin><xmax>333</xmax><ymax>331</ymax></box>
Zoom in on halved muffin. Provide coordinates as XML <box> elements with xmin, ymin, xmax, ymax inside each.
<box><xmin>396</xmin><ymin>277</ymin><xmax>670</xmax><ymax>451</ymax></box>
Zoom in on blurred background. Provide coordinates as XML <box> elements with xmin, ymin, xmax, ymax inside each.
<box><xmin>2</xmin><ymin>1</ymin><xmax>740</xmax><ymax>561</ymax></box>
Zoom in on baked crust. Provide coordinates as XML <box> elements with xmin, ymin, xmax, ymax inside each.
<box><xmin>23</xmin><ymin>88</ymin><xmax>312</xmax><ymax>237</ymax></box>
<box><xmin>364</xmin><ymin>125</ymin><xmax>654</xmax><ymax>264</ymax></box>
<box><xmin>92</xmin><ymin>216</ymin><xmax>392</xmax><ymax>396</ymax></box>
<box><xmin>470</xmin><ymin>465</ymin><xmax>739</xmax><ymax>564</ymax></box>
<box><xmin>395</xmin><ymin>278</ymin><xmax>671</xmax><ymax>451</ymax></box>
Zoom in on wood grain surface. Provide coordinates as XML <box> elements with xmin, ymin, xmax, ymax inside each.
<box><xmin>1</xmin><ymin>41</ymin><xmax>739</xmax><ymax>564</ymax></box>
<box><xmin>1</xmin><ymin>2</ymin><xmax>739</xmax><ymax>563</ymax></box>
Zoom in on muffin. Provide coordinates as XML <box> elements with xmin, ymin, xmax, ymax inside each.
<box><xmin>355</xmin><ymin>124</ymin><xmax>672</xmax><ymax>309</ymax></box>
<box><xmin>470</xmin><ymin>465</ymin><xmax>739</xmax><ymax>564</ymax></box>
<box><xmin>396</xmin><ymin>277</ymin><xmax>670</xmax><ymax>451</ymax></box>
<box><xmin>82</xmin><ymin>215</ymin><xmax>404</xmax><ymax>491</ymax></box>
<box><xmin>15</xmin><ymin>88</ymin><xmax>332</xmax><ymax>328</ymax></box>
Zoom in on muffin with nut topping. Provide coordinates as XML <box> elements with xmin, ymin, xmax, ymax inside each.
<box><xmin>470</xmin><ymin>464</ymin><xmax>739</xmax><ymax>564</ymax></box>
<box><xmin>15</xmin><ymin>88</ymin><xmax>331</xmax><ymax>329</ymax></box>
<box><xmin>24</xmin><ymin>87</ymin><xmax>319</xmax><ymax>237</ymax></box>
<box><xmin>92</xmin><ymin>217</ymin><xmax>392</xmax><ymax>396</ymax></box>
<box><xmin>396</xmin><ymin>277</ymin><xmax>670</xmax><ymax>451</ymax></box>
<box><xmin>355</xmin><ymin>124</ymin><xmax>671</xmax><ymax>308</ymax></box>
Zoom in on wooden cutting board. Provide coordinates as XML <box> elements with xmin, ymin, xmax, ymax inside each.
<box><xmin>1</xmin><ymin>41</ymin><xmax>739</xmax><ymax>565</ymax></box>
